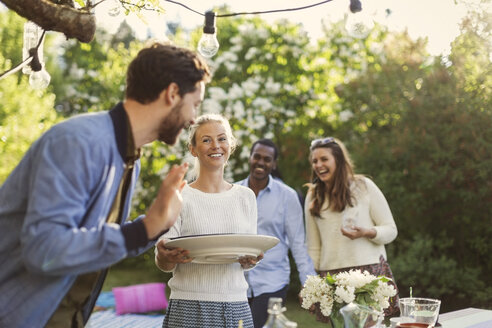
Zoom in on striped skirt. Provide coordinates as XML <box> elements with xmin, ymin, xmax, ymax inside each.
<box><xmin>162</xmin><ymin>299</ymin><xmax>254</xmax><ymax>328</ymax></box>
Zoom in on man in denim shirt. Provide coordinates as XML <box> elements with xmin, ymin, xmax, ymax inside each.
<box><xmin>0</xmin><ymin>43</ymin><xmax>210</xmax><ymax>328</ymax></box>
<box><xmin>237</xmin><ymin>139</ymin><xmax>316</xmax><ymax>328</ymax></box>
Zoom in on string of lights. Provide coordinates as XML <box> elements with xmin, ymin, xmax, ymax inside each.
<box><xmin>0</xmin><ymin>0</ymin><xmax>367</xmax><ymax>87</ymax></box>
<box><xmin>164</xmin><ymin>0</ymin><xmax>336</xmax><ymax>17</ymax></box>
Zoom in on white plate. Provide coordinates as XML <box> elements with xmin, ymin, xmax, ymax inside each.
<box><xmin>165</xmin><ymin>234</ymin><xmax>279</xmax><ymax>264</ymax></box>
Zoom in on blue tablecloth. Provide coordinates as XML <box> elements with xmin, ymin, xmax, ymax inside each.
<box><xmin>88</xmin><ymin>291</ymin><xmax>165</xmax><ymax>328</ymax></box>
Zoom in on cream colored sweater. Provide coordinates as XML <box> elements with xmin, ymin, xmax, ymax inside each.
<box><xmin>305</xmin><ymin>177</ymin><xmax>397</xmax><ymax>271</ymax></box>
<box><xmin>158</xmin><ymin>184</ymin><xmax>257</xmax><ymax>302</ymax></box>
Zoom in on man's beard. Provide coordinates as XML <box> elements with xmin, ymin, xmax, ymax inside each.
<box><xmin>158</xmin><ymin>101</ymin><xmax>187</xmax><ymax>145</ymax></box>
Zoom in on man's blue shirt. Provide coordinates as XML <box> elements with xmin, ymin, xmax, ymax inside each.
<box><xmin>0</xmin><ymin>103</ymin><xmax>152</xmax><ymax>327</ymax></box>
<box><xmin>237</xmin><ymin>176</ymin><xmax>316</xmax><ymax>297</ymax></box>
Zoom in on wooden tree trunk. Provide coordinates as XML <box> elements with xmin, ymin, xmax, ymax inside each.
<box><xmin>1</xmin><ymin>0</ymin><xmax>96</xmax><ymax>43</ymax></box>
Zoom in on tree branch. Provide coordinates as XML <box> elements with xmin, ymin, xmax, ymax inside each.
<box><xmin>1</xmin><ymin>0</ymin><xmax>96</xmax><ymax>43</ymax></box>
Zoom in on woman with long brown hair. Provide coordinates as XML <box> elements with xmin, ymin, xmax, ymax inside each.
<box><xmin>305</xmin><ymin>137</ymin><xmax>399</xmax><ymax>321</ymax></box>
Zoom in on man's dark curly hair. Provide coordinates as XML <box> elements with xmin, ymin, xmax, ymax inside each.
<box><xmin>125</xmin><ymin>43</ymin><xmax>211</xmax><ymax>104</ymax></box>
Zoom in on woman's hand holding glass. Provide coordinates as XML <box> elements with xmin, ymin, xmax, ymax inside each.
<box><xmin>341</xmin><ymin>208</ymin><xmax>377</xmax><ymax>239</ymax></box>
<box><xmin>341</xmin><ymin>225</ymin><xmax>377</xmax><ymax>240</ymax></box>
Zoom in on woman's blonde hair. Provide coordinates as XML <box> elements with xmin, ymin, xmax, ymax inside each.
<box><xmin>187</xmin><ymin>114</ymin><xmax>237</xmax><ymax>178</ymax></box>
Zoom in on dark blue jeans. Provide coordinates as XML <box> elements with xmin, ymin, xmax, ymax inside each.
<box><xmin>248</xmin><ymin>285</ymin><xmax>289</xmax><ymax>328</ymax></box>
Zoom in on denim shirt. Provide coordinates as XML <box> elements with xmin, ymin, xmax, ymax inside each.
<box><xmin>237</xmin><ymin>176</ymin><xmax>316</xmax><ymax>297</ymax></box>
<box><xmin>0</xmin><ymin>103</ymin><xmax>152</xmax><ymax>327</ymax></box>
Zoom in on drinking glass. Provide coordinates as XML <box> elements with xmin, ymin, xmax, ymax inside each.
<box><xmin>399</xmin><ymin>298</ymin><xmax>441</xmax><ymax>326</ymax></box>
<box><xmin>342</xmin><ymin>207</ymin><xmax>359</xmax><ymax>232</ymax></box>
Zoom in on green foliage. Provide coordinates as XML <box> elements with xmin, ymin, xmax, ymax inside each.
<box><xmin>50</xmin><ymin>28</ymin><xmax>137</xmax><ymax>115</ymax></box>
<box><xmin>335</xmin><ymin>13</ymin><xmax>492</xmax><ymax>311</ymax></box>
<box><xmin>0</xmin><ymin>11</ymin><xmax>60</xmax><ymax>183</ymax></box>
<box><xmin>0</xmin><ymin>9</ymin><xmax>24</xmax><ymax>68</ymax></box>
<box><xmin>0</xmin><ymin>74</ymin><xmax>58</xmax><ymax>182</ymax></box>
<box><xmin>390</xmin><ymin>234</ymin><xmax>491</xmax><ymax>308</ymax></box>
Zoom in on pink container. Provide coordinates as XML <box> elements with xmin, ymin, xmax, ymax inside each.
<box><xmin>113</xmin><ymin>282</ymin><xmax>168</xmax><ymax>315</ymax></box>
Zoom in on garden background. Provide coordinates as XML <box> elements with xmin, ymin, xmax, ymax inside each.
<box><xmin>1</xmin><ymin>1</ymin><xmax>491</xmax><ymax>325</ymax></box>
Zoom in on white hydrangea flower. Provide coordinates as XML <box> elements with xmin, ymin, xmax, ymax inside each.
<box><xmin>283</xmin><ymin>84</ymin><xmax>295</xmax><ymax>92</ymax></box>
<box><xmin>313</xmin><ymin>57</ymin><xmax>328</xmax><ymax>67</ymax></box>
<box><xmin>245</xmin><ymin>47</ymin><xmax>259</xmax><ymax>61</ymax></box>
<box><xmin>334</xmin><ymin>285</ymin><xmax>355</xmax><ymax>304</ymax></box>
<box><xmin>371</xmin><ymin>280</ymin><xmax>397</xmax><ymax>310</ymax></box>
<box><xmin>319</xmin><ymin>295</ymin><xmax>334</xmax><ymax>317</ymax></box>
<box><xmin>230</xmin><ymin>36</ymin><xmax>242</xmax><ymax>45</ymax></box>
<box><xmin>202</xmin><ymin>99</ymin><xmax>222</xmax><ymax>114</ymax></box>
<box><xmin>238</xmin><ymin>22</ymin><xmax>256</xmax><ymax>37</ymax></box>
<box><xmin>222</xmin><ymin>51</ymin><xmax>238</xmax><ymax>62</ymax></box>
<box><xmin>335</xmin><ymin>270</ymin><xmax>374</xmax><ymax>289</ymax></box>
<box><xmin>230</xmin><ymin>45</ymin><xmax>242</xmax><ymax>53</ymax></box>
<box><xmin>256</xmin><ymin>27</ymin><xmax>269</xmax><ymax>39</ymax></box>
<box><xmin>69</xmin><ymin>64</ymin><xmax>85</xmax><ymax>79</ymax></box>
<box><xmin>252</xmin><ymin>115</ymin><xmax>266</xmax><ymax>130</ymax></box>
<box><xmin>87</xmin><ymin>69</ymin><xmax>98</xmax><ymax>78</ymax></box>
<box><xmin>265</xmin><ymin>78</ymin><xmax>281</xmax><ymax>94</ymax></box>
<box><xmin>300</xmin><ymin>270</ymin><xmax>395</xmax><ymax>318</ymax></box>
<box><xmin>242</xmin><ymin>79</ymin><xmax>260</xmax><ymax>97</ymax></box>
<box><xmin>228</xmin><ymin>83</ymin><xmax>243</xmax><ymax>99</ymax></box>
<box><xmin>339</xmin><ymin>109</ymin><xmax>354</xmax><ymax>122</ymax></box>
<box><xmin>252</xmin><ymin>97</ymin><xmax>273</xmax><ymax>111</ymax></box>
<box><xmin>224</xmin><ymin>61</ymin><xmax>236</xmax><ymax>72</ymax></box>
<box><xmin>208</xmin><ymin>87</ymin><xmax>228</xmax><ymax>102</ymax></box>
<box><xmin>232</xmin><ymin>100</ymin><xmax>245</xmax><ymax>117</ymax></box>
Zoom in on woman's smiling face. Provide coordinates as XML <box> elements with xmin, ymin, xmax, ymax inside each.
<box><xmin>191</xmin><ymin>121</ymin><xmax>230</xmax><ymax>168</ymax></box>
<box><xmin>311</xmin><ymin>147</ymin><xmax>337</xmax><ymax>184</ymax></box>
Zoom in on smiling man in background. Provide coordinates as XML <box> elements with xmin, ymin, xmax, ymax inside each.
<box><xmin>237</xmin><ymin>138</ymin><xmax>316</xmax><ymax>328</ymax></box>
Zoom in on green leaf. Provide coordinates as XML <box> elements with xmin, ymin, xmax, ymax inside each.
<box><xmin>325</xmin><ymin>273</ymin><xmax>336</xmax><ymax>285</ymax></box>
<box><xmin>74</xmin><ymin>0</ymin><xmax>85</xmax><ymax>7</ymax></box>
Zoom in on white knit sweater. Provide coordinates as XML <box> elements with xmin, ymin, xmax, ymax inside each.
<box><xmin>305</xmin><ymin>177</ymin><xmax>398</xmax><ymax>271</ymax></box>
<box><xmin>159</xmin><ymin>184</ymin><xmax>257</xmax><ymax>302</ymax></box>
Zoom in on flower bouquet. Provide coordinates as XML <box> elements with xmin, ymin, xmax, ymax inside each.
<box><xmin>300</xmin><ymin>269</ymin><xmax>397</xmax><ymax>328</ymax></box>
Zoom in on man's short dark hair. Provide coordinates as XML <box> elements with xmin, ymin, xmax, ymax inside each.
<box><xmin>125</xmin><ymin>43</ymin><xmax>211</xmax><ymax>104</ymax></box>
<box><xmin>251</xmin><ymin>139</ymin><xmax>279</xmax><ymax>160</ymax></box>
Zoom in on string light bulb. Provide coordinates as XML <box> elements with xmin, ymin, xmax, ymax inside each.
<box><xmin>29</xmin><ymin>69</ymin><xmax>51</xmax><ymax>89</ymax></box>
<box><xmin>345</xmin><ymin>0</ymin><xmax>374</xmax><ymax>38</ymax></box>
<box><xmin>27</xmin><ymin>45</ymin><xmax>50</xmax><ymax>89</ymax></box>
<box><xmin>197</xmin><ymin>11</ymin><xmax>219</xmax><ymax>58</ymax></box>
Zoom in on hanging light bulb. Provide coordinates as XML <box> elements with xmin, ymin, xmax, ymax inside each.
<box><xmin>29</xmin><ymin>69</ymin><xmax>51</xmax><ymax>89</ymax></box>
<box><xmin>22</xmin><ymin>21</ymin><xmax>43</xmax><ymax>75</ymax></box>
<box><xmin>27</xmin><ymin>45</ymin><xmax>50</xmax><ymax>89</ymax></box>
<box><xmin>108</xmin><ymin>0</ymin><xmax>122</xmax><ymax>17</ymax></box>
<box><xmin>197</xmin><ymin>11</ymin><xmax>219</xmax><ymax>58</ymax></box>
<box><xmin>345</xmin><ymin>0</ymin><xmax>374</xmax><ymax>38</ymax></box>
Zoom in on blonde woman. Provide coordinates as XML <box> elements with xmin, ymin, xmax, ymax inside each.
<box><xmin>305</xmin><ymin>137</ymin><xmax>399</xmax><ymax>321</ymax></box>
<box><xmin>155</xmin><ymin>114</ymin><xmax>260</xmax><ymax>328</ymax></box>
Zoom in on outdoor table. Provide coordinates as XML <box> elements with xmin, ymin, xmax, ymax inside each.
<box><xmin>438</xmin><ymin>307</ymin><xmax>492</xmax><ymax>328</ymax></box>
